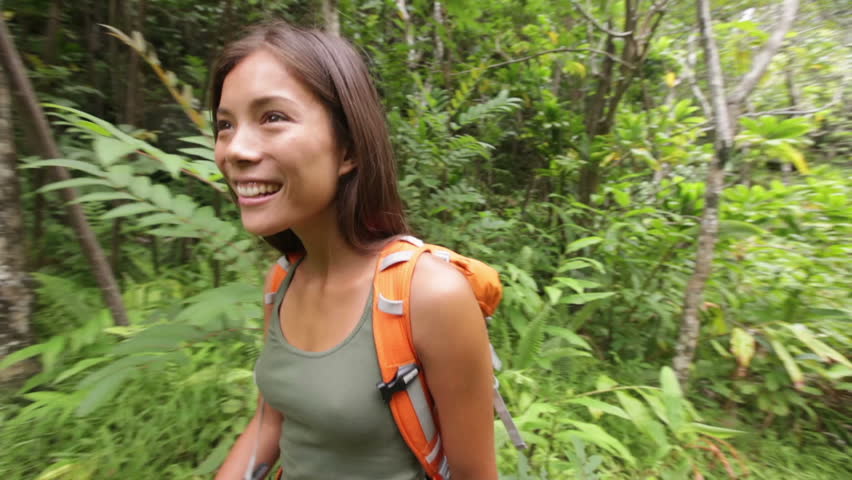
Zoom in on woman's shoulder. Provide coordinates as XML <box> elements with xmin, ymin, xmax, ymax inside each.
<box><xmin>409</xmin><ymin>252</ymin><xmax>485</xmax><ymax>356</ymax></box>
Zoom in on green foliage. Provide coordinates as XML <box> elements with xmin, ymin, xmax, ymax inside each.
<box><xmin>4</xmin><ymin>0</ymin><xmax>851</xmax><ymax>479</ymax></box>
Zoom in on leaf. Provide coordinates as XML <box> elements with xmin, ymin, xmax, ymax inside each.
<box><xmin>129</xmin><ymin>176</ymin><xmax>152</xmax><ymax>198</ymax></box>
<box><xmin>566</xmin><ymin>396</ymin><xmax>629</xmax><ymax>420</ymax></box>
<box><xmin>111</xmin><ymin>324</ymin><xmax>203</xmax><ymax>355</ymax></box>
<box><xmin>179</xmin><ymin>147</ymin><xmax>215</xmax><ymax>161</ymax></box>
<box><xmin>76</xmin><ymin>368</ymin><xmax>134</xmax><ymax>416</ymax></box>
<box><xmin>616</xmin><ymin>391</ymin><xmax>670</xmax><ymax>450</ymax></box>
<box><xmin>70</xmin><ymin>191</ymin><xmax>137</xmax><ymax>204</ymax></box>
<box><xmin>0</xmin><ymin>343</ymin><xmax>45</xmax><ymax>370</ymax></box>
<box><xmin>787</xmin><ymin>324</ymin><xmax>851</xmax><ymax>367</ymax></box>
<box><xmin>136</xmin><ymin>212</ymin><xmax>183</xmax><ymax>228</ymax></box>
<box><xmin>194</xmin><ymin>437</ymin><xmax>234</xmax><ymax>475</ymax></box>
<box><xmin>557</xmin><ymin>420</ymin><xmax>636</xmax><ymax>465</ymax></box>
<box><xmin>730</xmin><ymin>328</ymin><xmax>756</xmax><ymax>369</ymax></box>
<box><xmin>682</xmin><ymin>422</ymin><xmax>745</xmax><ymax>439</ymax></box>
<box><xmin>772</xmin><ymin>143</ymin><xmax>810</xmax><ymax>174</ymax></box>
<box><xmin>565</xmin><ymin>236</ymin><xmax>602</xmax><ymax>253</ymax></box>
<box><xmin>559</xmin><ymin>292</ymin><xmax>614</xmax><ymax>305</ymax></box>
<box><xmin>660</xmin><ymin>367</ymin><xmax>685</xmax><ymax>433</ymax></box>
<box><xmin>544</xmin><ymin>286</ymin><xmax>562</xmax><ymax>305</ymax></box>
<box><xmin>94</xmin><ymin>136</ymin><xmax>137</xmax><ymax>166</ymax></box>
<box><xmin>106</xmin><ymin>167</ymin><xmax>136</xmax><ymax>191</ymax></box>
<box><xmin>38</xmin><ymin>178</ymin><xmax>112</xmax><ymax>193</ymax></box>
<box><xmin>54</xmin><ymin>357</ymin><xmax>111</xmax><ymax>384</ymax></box>
<box><xmin>150</xmin><ymin>184</ymin><xmax>173</xmax><ymax>209</ymax></box>
<box><xmin>22</xmin><ymin>158</ymin><xmax>105</xmax><ymax>177</ymax></box>
<box><xmin>664</xmin><ymin>71</ymin><xmax>677</xmax><ymax>88</ymax></box>
<box><xmin>771</xmin><ymin>339</ymin><xmax>804</xmax><ymax>390</ymax></box>
<box><xmin>101</xmin><ymin>202</ymin><xmax>159</xmax><ymax>220</ymax></box>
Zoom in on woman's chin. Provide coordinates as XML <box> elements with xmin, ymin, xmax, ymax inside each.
<box><xmin>240</xmin><ymin>217</ymin><xmax>288</xmax><ymax>238</ymax></box>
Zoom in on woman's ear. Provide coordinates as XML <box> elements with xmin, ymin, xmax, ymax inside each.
<box><xmin>338</xmin><ymin>153</ymin><xmax>356</xmax><ymax>176</ymax></box>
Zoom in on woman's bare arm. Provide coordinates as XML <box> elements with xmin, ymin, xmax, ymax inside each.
<box><xmin>215</xmin><ymin>263</ymin><xmax>285</xmax><ymax>479</ymax></box>
<box><xmin>411</xmin><ymin>254</ymin><xmax>498</xmax><ymax>480</ymax></box>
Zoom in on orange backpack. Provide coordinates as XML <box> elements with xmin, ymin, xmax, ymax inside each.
<box><xmin>261</xmin><ymin>236</ymin><xmax>525</xmax><ymax>479</ymax></box>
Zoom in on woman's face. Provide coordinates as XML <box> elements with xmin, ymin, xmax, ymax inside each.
<box><xmin>214</xmin><ymin>48</ymin><xmax>353</xmax><ymax>237</ymax></box>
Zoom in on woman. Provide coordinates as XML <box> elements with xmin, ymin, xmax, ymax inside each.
<box><xmin>211</xmin><ymin>22</ymin><xmax>497</xmax><ymax>479</ymax></box>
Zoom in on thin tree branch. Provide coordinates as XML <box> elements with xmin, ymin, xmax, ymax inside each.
<box><xmin>569</xmin><ymin>0</ymin><xmax>633</xmax><ymax>37</ymax></box>
<box><xmin>452</xmin><ymin>47</ymin><xmax>634</xmax><ymax>76</ymax></box>
<box><xmin>741</xmin><ymin>102</ymin><xmax>837</xmax><ymax>117</ymax></box>
<box><xmin>728</xmin><ymin>0</ymin><xmax>800</xmax><ymax>106</ymax></box>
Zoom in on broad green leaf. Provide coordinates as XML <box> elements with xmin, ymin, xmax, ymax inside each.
<box><xmin>194</xmin><ymin>437</ymin><xmax>233</xmax><ymax>475</ymax></box>
<box><xmin>53</xmin><ymin>357</ymin><xmax>111</xmax><ymax>384</ymax></box>
<box><xmin>0</xmin><ymin>343</ymin><xmax>45</xmax><ymax>370</ymax></box>
<box><xmin>787</xmin><ymin>324</ymin><xmax>851</xmax><ymax>367</ymax></box>
<box><xmin>773</xmin><ymin>143</ymin><xmax>810</xmax><ymax>174</ymax></box>
<box><xmin>111</xmin><ymin>324</ymin><xmax>203</xmax><ymax>355</ymax></box>
<box><xmin>173</xmin><ymin>194</ymin><xmax>197</xmax><ymax>218</ymax></box>
<box><xmin>150</xmin><ymin>184</ymin><xmax>173</xmax><ymax>209</ymax></box>
<box><xmin>660</xmin><ymin>367</ymin><xmax>685</xmax><ymax>433</ymax></box>
<box><xmin>76</xmin><ymin>368</ymin><xmax>134</xmax><ymax>416</ymax></box>
<box><xmin>38</xmin><ymin>178</ymin><xmax>112</xmax><ymax>193</ymax></box>
<box><xmin>565</xmin><ymin>236</ymin><xmax>602</xmax><ymax>253</ymax></box>
<box><xmin>544</xmin><ymin>286</ymin><xmax>562</xmax><ymax>305</ymax></box>
<box><xmin>557</xmin><ymin>420</ymin><xmax>636</xmax><ymax>465</ymax></box>
<box><xmin>70</xmin><ymin>191</ymin><xmax>137</xmax><ymax>204</ymax></box>
<box><xmin>105</xmin><ymin>165</ymin><xmax>134</xmax><ymax>187</ymax></box>
<box><xmin>136</xmin><ymin>212</ymin><xmax>182</xmax><ymax>228</ymax></box>
<box><xmin>682</xmin><ymin>422</ymin><xmax>745</xmax><ymax>438</ymax></box>
<box><xmin>179</xmin><ymin>147</ymin><xmax>215</xmax><ymax>161</ymax></box>
<box><xmin>129</xmin><ymin>176</ymin><xmax>152</xmax><ymax>198</ymax></box>
<box><xmin>566</xmin><ymin>396</ymin><xmax>629</xmax><ymax>420</ymax></box>
<box><xmin>101</xmin><ymin>202</ymin><xmax>159</xmax><ymax>220</ymax></box>
<box><xmin>616</xmin><ymin>391</ymin><xmax>669</xmax><ymax>450</ymax></box>
<box><xmin>730</xmin><ymin>328</ymin><xmax>756</xmax><ymax>369</ymax></box>
<box><xmin>22</xmin><ymin>158</ymin><xmax>105</xmax><ymax>177</ymax></box>
<box><xmin>180</xmin><ymin>135</ymin><xmax>215</xmax><ymax>148</ymax></box>
<box><xmin>771</xmin><ymin>339</ymin><xmax>804</xmax><ymax>390</ymax></box>
<box><xmin>94</xmin><ymin>136</ymin><xmax>137</xmax><ymax>166</ymax></box>
<box><xmin>559</xmin><ymin>292</ymin><xmax>614</xmax><ymax>305</ymax></box>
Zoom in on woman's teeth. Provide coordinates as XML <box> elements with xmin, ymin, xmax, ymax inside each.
<box><xmin>235</xmin><ymin>182</ymin><xmax>282</xmax><ymax>197</ymax></box>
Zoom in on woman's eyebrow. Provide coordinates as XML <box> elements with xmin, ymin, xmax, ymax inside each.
<box><xmin>218</xmin><ymin>95</ymin><xmax>299</xmax><ymax>117</ymax></box>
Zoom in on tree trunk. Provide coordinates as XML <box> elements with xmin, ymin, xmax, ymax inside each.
<box><xmin>673</xmin><ymin>0</ymin><xmax>799</xmax><ymax>388</ymax></box>
<box><xmin>322</xmin><ymin>0</ymin><xmax>340</xmax><ymax>36</ymax></box>
<box><xmin>0</xmin><ymin>18</ymin><xmax>130</xmax><ymax>327</ymax></box>
<box><xmin>395</xmin><ymin>0</ymin><xmax>418</xmax><ymax>70</ymax></box>
<box><xmin>0</xmin><ymin>54</ymin><xmax>37</xmax><ymax>382</ymax></box>
<box><xmin>44</xmin><ymin>0</ymin><xmax>63</xmax><ymax>64</ymax></box>
<box><xmin>124</xmin><ymin>0</ymin><xmax>146</xmax><ymax>126</ymax></box>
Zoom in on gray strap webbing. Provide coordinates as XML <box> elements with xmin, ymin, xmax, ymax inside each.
<box><xmin>438</xmin><ymin>456</ymin><xmax>451</xmax><ymax>478</ymax></box>
<box><xmin>490</xmin><ymin>344</ymin><xmax>503</xmax><ymax>371</ymax></box>
<box><xmin>433</xmin><ymin>250</ymin><xmax>451</xmax><ymax>262</ymax></box>
<box><xmin>276</xmin><ymin>256</ymin><xmax>290</xmax><ymax>270</ymax></box>
<box><xmin>408</xmin><ymin>374</ymin><xmax>437</xmax><ymax>442</ymax></box>
<box><xmin>494</xmin><ymin>384</ymin><xmax>527</xmax><ymax>449</ymax></box>
<box><xmin>380</xmin><ymin>250</ymin><xmax>414</xmax><ymax>271</ymax></box>
<box><xmin>400</xmin><ymin>235</ymin><xmax>424</xmax><ymax>247</ymax></box>
<box><xmin>378</xmin><ymin>293</ymin><xmax>404</xmax><ymax>315</ymax></box>
<box><xmin>263</xmin><ymin>292</ymin><xmax>275</xmax><ymax>305</ymax></box>
<box><xmin>425</xmin><ymin>437</ymin><xmax>442</xmax><ymax>463</ymax></box>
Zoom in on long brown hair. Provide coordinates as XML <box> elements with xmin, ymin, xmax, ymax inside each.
<box><xmin>211</xmin><ymin>21</ymin><xmax>409</xmax><ymax>253</ymax></box>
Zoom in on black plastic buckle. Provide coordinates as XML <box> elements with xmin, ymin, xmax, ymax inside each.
<box><xmin>377</xmin><ymin>364</ymin><xmax>420</xmax><ymax>403</ymax></box>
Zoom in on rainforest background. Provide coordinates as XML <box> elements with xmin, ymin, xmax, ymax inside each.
<box><xmin>0</xmin><ymin>0</ymin><xmax>849</xmax><ymax>479</ymax></box>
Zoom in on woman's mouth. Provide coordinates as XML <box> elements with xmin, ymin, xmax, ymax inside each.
<box><xmin>234</xmin><ymin>181</ymin><xmax>283</xmax><ymax>206</ymax></box>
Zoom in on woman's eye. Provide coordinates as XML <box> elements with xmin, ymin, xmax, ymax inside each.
<box><xmin>265</xmin><ymin>112</ymin><xmax>287</xmax><ymax>123</ymax></box>
<box><xmin>216</xmin><ymin>120</ymin><xmax>233</xmax><ymax>131</ymax></box>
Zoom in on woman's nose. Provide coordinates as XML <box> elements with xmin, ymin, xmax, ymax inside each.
<box><xmin>225</xmin><ymin>127</ymin><xmax>262</xmax><ymax>164</ymax></box>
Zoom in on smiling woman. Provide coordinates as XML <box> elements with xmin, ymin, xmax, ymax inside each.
<box><xmin>210</xmin><ymin>22</ymin><xmax>497</xmax><ymax>480</ymax></box>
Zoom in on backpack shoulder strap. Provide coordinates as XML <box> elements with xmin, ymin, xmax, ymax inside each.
<box><xmin>372</xmin><ymin>236</ymin><xmax>449</xmax><ymax>479</ymax></box>
<box><xmin>262</xmin><ymin>254</ymin><xmax>302</xmax><ymax>341</ymax></box>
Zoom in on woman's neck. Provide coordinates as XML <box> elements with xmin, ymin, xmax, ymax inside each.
<box><xmin>291</xmin><ymin>209</ymin><xmax>377</xmax><ymax>286</ymax></box>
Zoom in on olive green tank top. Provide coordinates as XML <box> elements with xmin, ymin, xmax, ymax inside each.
<box><xmin>254</xmin><ymin>259</ymin><xmax>423</xmax><ymax>480</ymax></box>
